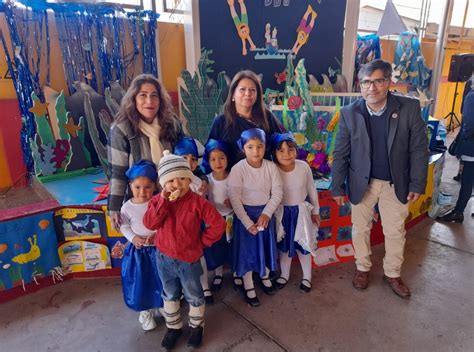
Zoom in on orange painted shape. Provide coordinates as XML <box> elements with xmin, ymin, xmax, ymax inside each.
<box><xmin>0</xmin><ymin>132</ymin><xmax>13</xmax><ymax>189</ymax></box>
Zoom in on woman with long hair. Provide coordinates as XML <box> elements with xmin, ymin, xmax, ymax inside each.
<box><xmin>108</xmin><ymin>74</ymin><xmax>184</xmax><ymax>229</ymax></box>
<box><xmin>208</xmin><ymin>70</ymin><xmax>282</xmax><ymax>168</ymax></box>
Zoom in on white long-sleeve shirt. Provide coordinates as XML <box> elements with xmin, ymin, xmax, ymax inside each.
<box><xmin>120</xmin><ymin>200</ymin><xmax>155</xmax><ymax>243</ymax></box>
<box><xmin>208</xmin><ymin>173</ymin><xmax>232</xmax><ymax>216</ymax></box>
<box><xmin>228</xmin><ymin>159</ymin><xmax>283</xmax><ymax>229</ymax></box>
<box><xmin>278</xmin><ymin>160</ymin><xmax>320</xmax><ymax>215</ymax></box>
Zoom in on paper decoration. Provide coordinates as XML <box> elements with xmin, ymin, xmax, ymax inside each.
<box><xmin>336</xmin><ymin>243</ymin><xmax>355</xmax><ymax>257</ymax></box>
<box><xmin>377</xmin><ymin>0</ymin><xmax>408</xmax><ymax>37</ymax></box>
<box><xmin>227</xmin><ymin>0</ymin><xmax>257</xmax><ymax>56</ymax></box>
<box><xmin>392</xmin><ymin>32</ymin><xmax>432</xmax><ymax>89</ymax></box>
<box><xmin>0</xmin><ymin>212</ymin><xmax>60</xmax><ymax>291</ymax></box>
<box><xmin>107</xmin><ymin>237</ymin><xmax>127</xmax><ymax>268</ymax></box>
<box><xmin>178</xmin><ymin>48</ymin><xmax>227</xmax><ymax>144</ymax></box>
<box><xmin>313</xmin><ymin>245</ymin><xmax>338</xmax><ymax>266</ymax></box>
<box><xmin>291</xmin><ymin>5</ymin><xmax>318</xmax><ymax>55</ymax></box>
<box><xmin>58</xmin><ymin>240</ymin><xmax>111</xmax><ymax>274</ymax></box>
<box><xmin>54</xmin><ymin>208</ymin><xmax>107</xmax><ymax>242</ymax></box>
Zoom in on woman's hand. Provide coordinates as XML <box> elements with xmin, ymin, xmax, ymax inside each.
<box><xmin>311</xmin><ymin>214</ymin><xmax>321</xmax><ymax>227</ymax></box>
<box><xmin>255</xmin><ymin>214</ymin><xmax>270</xmax><ymax>229</ymax></box>
<box><xmin>110</xmin><ymin>211</ymin><xmax>122</xmax><ymax>231</ymax></box>
<box><xmin>198</xmin><ymin>180</ymin><xmax>209</xmax><ymax>196</ymax></box>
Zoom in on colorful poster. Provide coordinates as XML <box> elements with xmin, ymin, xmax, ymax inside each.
<box><xmin>54</xmin><ymin>208</ymin><xmax>106</xmax><ymax>241</ymax></box>
<box><xmin>0</xmin><ymin>212</ymin><xmax>60</xmax><ymax>291</ymax></box>
<box><xmin>58</xmin><ymin>240</ymin><xmax>111</xmax><ymax>274</ymax></box>
<box><xmin>107</xmin><ymin>237</ymin><xmax>127</xmax><ymax>268</ymax></box>
<box><xmin>312</xmin><ymin>190</ymin><xmax>354</xmax><ymax>268</ymax></box>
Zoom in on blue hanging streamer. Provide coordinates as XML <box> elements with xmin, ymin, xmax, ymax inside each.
<box><xmin>1</xmin><ymin>3</ymin><xmax>51</xmax><ymax>177</ymax></box>
<box><xmin>3</xmin><ymin>0</ymin><xmax>161</xmax><ymax>174</ymax></box>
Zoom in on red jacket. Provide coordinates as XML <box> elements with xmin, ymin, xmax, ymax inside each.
<box><xmin>144</xmin><ymin>190</ymin><xmax>226</xmax><ymax>263</ymax></box>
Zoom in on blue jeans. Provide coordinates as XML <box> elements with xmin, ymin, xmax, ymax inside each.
<box><xmin>156</xmin><ymin>249</ymin><xmax>204</xmax><ymax>307</ymax></box>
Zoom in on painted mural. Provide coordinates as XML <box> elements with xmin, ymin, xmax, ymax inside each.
<box><xmin>0</xmin><ymin>212</ymin><xmax>60</xmax><ymax>291</ymax></box>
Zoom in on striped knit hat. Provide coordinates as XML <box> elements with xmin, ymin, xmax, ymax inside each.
<box><xmin>158</xmin><ymin>150</ymin><xmax>194</xmax><ymax>187</ymax></box>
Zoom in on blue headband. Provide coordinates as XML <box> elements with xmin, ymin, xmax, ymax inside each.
<box><xmin>236</xmin><ymin>128</ymin><xmax>266</xmax><ymax>151</ymax></box>
<box><xmin>174</xmin><ymin>137</ymin><xmax>199</xmax><ymax>158</ymax></box>
<box><xmin>125</xmin><ymin>159</ymin><xmax>158</xmax><ymax>182</ymax></box>
<box><xmin>202</xmin><ymin>139</ymin><xmax>229</xmax><ymax>174</ymax></box>
<box><xmin>270</xmin><ymin>132</ymin><xmax>297</xmax><ymax>151</ymax></box>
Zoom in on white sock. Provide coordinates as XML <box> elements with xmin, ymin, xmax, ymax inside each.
<box><xmin>200</xmin><ymin>257</ymin><xmax>210</xmax><ymax>294</ymax></box>
<box><xmin>279</xmin><ymin>251</ymin><xmax>292</xmax><ymax>282</ymax></box>
<box><xmin>261</xmin><ymin>267</ymin><xmax>272</xmax><ymax>287</ymax></box>
<box><xmin>297</xmin><ymin>251</ymin><xmax>312</xmax><ymax>286</ymax></box>
<box><xmin>243</xmin><ymin>271</ymin><xmax>256</xmax><ymax>298</ymax></box>
<box><xmin>215</xmin><ymin>265</ymin><xmax>223</xmax><ymax>277</ymax></box>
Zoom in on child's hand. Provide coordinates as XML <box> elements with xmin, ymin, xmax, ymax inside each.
<box><xmin>161</xmin><ymin>186</ymin><xmax>171</xmax><ymax>200</ymax></box>
<box><xmin>224</xmin><ymin>199</ymin><xmax>232</xmax><ymax>209</ymax></box>
<box><xmin>132</xmin><ymin>236</ymin><xmax>146</xmax><ymax>249</ymax></box>
<box><xmin>311</xmin><ymin>214</ymin><xmax>321</xmax><ymax>227</ymax></box>
<box><xmin>144</xmin><ymin>234</ymin><xmax>155</xmax><ymax>245</ymax></box>
<box><xmin>198</xmin><ymin>180</ymin><xmax>208</xmax><ymax>196</ymax></box>
<box><xmin>255</xmin><ymin>214</ymin><xmax>270</xmax><ymax>229</ymax></box>
<box><xmin>247</xmin><ymin>224</ymin><xmax>258</xmax><ymax>235</ymax></box>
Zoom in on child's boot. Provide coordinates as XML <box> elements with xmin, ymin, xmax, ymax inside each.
<box><xmin>162</xmin><ymin>328</ymin><xmax>182</xmax><ymax>351</ymax></box>
<box><xmin>187</xmin><ymin>304</ymin><xmax>205</xmax><ymax>348</ymax></box>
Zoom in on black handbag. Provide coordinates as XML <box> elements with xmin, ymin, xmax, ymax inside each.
<box><xmin>448</xmin><ymin>133</ymin><xmax>460</xmax><ymax>156</ymax></box>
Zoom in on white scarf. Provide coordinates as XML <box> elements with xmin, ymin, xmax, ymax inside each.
<box><xmin>138</xmin><ymin>117</ymin><xmax>164</xmax><ymax>166</ymax></box>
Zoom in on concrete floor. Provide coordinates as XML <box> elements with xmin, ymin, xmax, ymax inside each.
<box><xmin>1</xmin><ymin>149</ymin><xmax>473</xmax><ymax>352</ymax></box>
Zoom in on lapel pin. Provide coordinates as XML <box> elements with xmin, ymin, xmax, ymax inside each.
<box><xmin>392</xmin><ymin>113</ymin><xmax>398</xmax><ymax>119</ymax></box>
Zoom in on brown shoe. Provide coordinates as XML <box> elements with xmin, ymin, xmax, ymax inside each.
<box><xmin>383</xmin><ymin>275</ymin><xmax>411</xmax><ymax>299</ymax></box>
<box><xmin>352</xmin><ymin>270</ymin><xmax>369</xmax><ymax>290</ymax></box>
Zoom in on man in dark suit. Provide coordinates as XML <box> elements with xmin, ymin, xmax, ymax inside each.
<box><xmin>331</xmin><ymin>59</ymin><xmax>429</xmax><ymax>299</ymax></box>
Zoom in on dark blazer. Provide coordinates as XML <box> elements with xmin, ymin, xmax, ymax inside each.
<box><xmin>331</xmin><ymin>93</ymin><xmax>429</xmax><ymax>205</ymax></box>
<box><xmin>456</xmin><ymin>90</ymin><xmax>474</xmax><ymax>157</ymax></box>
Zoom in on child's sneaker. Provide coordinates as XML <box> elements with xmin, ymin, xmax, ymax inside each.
<box><xmin>138</xmin><ymin>310</ymin><xmax>157</xmax><ymax>331</ymax></box>
<box><xmin>161</xmin><ymin>328</ymin><xmax>183</xmax><ymax>350</ymax></box>
<box><xmin>187</xmin><ymin>326</ymin><xmax>203</xmax><ymax>349</ymax></box>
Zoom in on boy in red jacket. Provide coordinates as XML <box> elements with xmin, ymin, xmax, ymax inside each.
<box><xmin>144</xmin><ymin>150</ymin><xmax>226</xmax><ymax>350</ymax></box>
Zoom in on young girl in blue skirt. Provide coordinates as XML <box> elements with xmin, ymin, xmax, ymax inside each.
<box><xmin>228</xmin><ymin>128</ymin><xmax>283</xmax><ymax>307</ymax></box>
<box><xmin>271</xmin><ymin>132</ymin><xmax>320</xmax><ymax>293</ymax></box>
<box><xmin>202</xmin><ymin>139</ymin><xmax>234</xmax><ymax>291</ymax></box>
<box><xmin>120</xmin><ymin>160</ymin><xmax>163</xmax><ymax>330</ymax></box>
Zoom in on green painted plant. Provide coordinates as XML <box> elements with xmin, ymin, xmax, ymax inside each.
<box><xmin>84</xmin><ymin>92</ymin><xmax>111</xmax><ymax>177</ymax></box>
<box><xmin>179</xmin><ymin>48</ymin><xmax>228</xmax><ymax>144</ymax></box>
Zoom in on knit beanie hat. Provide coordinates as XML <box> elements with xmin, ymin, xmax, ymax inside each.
<box><xmin>158</xmin><ymin>150</ymin><xmax>194</xmax><ymax>187</ymax></box>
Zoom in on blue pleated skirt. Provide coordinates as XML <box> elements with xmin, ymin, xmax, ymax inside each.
<box><xmin>204</xmin><ymin>232</ymin><xmax>231</xmax><ymax>271</ymax></box>
<box><xmin>277</xmin><ymin>205</ymin><xmax>310</xmax><ymax>257</ymax></box>
<box><xmin>121</xmin><ymin>244</ymin><xmax>164</xmax><ymax>311</ymax></box>
<box><xmin>232</xmin><ymin>205</ymin><xmax>278</xmax><ymax>277</ymax></box>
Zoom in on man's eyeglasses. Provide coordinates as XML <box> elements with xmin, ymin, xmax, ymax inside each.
<box><xmin>360</xmin><ymin>78</ymin><xmax>388</xmax><ymax>89</ymax></box>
